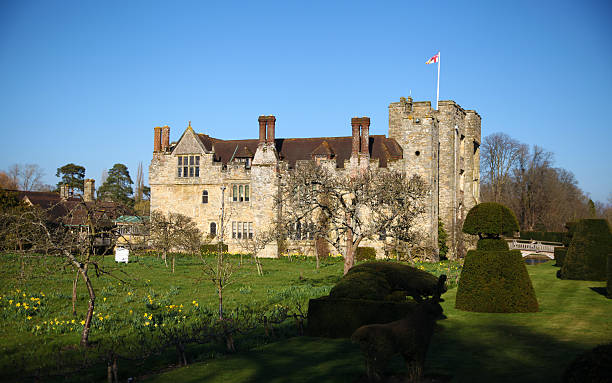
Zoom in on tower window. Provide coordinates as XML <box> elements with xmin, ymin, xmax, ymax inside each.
<box><xmin>202</xmin><ymin>190</ymin><xmax>208</xmax><ymax>204</ymax></box>
<box><xmin>210</xmin><ymin>222</ymin><xmax>216</xmax><ymax>237</ymax></box>
<box><xmin>415</xmin><ymin>151</ymin><xmax>421</xmax><ymax>156</ymax></box>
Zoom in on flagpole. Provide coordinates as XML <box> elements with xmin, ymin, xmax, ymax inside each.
<box><xmin>436</xmin><ymin>51</ymin><xmax>440</xmax><ymax>110</ymax></box>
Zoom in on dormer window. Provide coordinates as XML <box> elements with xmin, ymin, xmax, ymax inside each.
<box><xmin>177</xmin><ymin>155</ymin><xmax>200</xmax><ymax>178</ymax></box>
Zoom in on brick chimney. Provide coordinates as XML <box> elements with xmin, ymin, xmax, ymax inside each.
<box><xmin>351</xmin><ymin>117</ymin><xmax>360</xmax><ymax>156</ymax></box>
<box><xmin>59</xmin><ymin>184</ymin><xmax>69</xmax><ymax>200</ymax></box>
<box><xmin>161</xmin><ymin>125</ymin><xmax>170</xmax><ymax>151</ymax></box>
<box><xmin>258</xmin><ymin>116</ymin><xmax>267</xmax><ymax>146</ymax></box>
<box><xmin>84</xmin><ymin>179</ymin><xmax>95</xmax><ymax>202</ymax></box>
<box><xmin>266</xmin><ymin>116</ymin><xmax>276</xmax><ymax>145</ymax></box>
<box><xmin>360</xmin><ymin>117</ymin><xmax>370</xmax><ymax>156</ymax></box>
<box><xmin>153</xmin><ymin>126</ymin><xmax>162</xmax><ymax>152</ymax></box>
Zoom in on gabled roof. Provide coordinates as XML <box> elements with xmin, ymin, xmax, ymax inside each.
<box><xmin>194</xmin><ymin>134</ymin><xmax>402</xmax><ymax>168</ymax></box>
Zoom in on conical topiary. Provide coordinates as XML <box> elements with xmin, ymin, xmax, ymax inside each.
<box><xmin>456</xmin><ymin>202</ymin><xmax>538</xmax><ymax>313</ymax></box>
<box><xmin>560</xmin><ymin>219</ymin><xmax>612</xmax><ymax>281</ymax></box>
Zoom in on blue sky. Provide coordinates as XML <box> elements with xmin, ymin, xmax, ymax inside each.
<box><xmin>1</xmin><ymin>0</ymin><xmax>610</xmax><ymax>202</ymax></box>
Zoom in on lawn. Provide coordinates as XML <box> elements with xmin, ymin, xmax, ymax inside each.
<box><xmin>143</xmin><ymin>261</ymin><xmax>611</xmax><ymax>383</ymax></box>
<box><xmin>0</xmin><ymin>254</ymin><xmax>608</xmax><ymax>382</ymax></box>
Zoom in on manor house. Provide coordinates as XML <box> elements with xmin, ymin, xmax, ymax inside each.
<box><xmin>149</xmin><ymin>97</ymin><xmax>481</xmax><ymax>258</ymax></box>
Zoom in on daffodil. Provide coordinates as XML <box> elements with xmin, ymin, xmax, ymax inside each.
<box><xmin>80</xmin><ymin>320</ymin><xmax>85</xmax><ymax>325</ymax></box>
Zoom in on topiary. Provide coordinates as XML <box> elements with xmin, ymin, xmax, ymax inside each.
<box><xmin>438</xmin><ymin>219</ymin><xmax>449</xmax><ymax>259</ymax></box>
<box><xmin>329</xmin><ymin>271</ymin><xmax>391</xmax><ymax>300</ymax></box>
<box><xmin>462</xmin><ymin>202</ymin><xmax>519</xmax><ymax>240</ymax></box>
<box><xmin>455</xmin><ymin>250</ymin><xmax>539</xmax><ymax>313</ymax></box>
<box><xmin>355</xmin><ymin>247</ymin><xmax>377</xmax><ymax>262</ymax></box>
<box><xmin>607</xmin><ymin>254</ymin><xmax>612</xmax><ymax>299</ymax></box>
<box><xmin>554</xmin><ymin>247</ymin><xmax>567</xmax><ymax>267</ymax></box>
<box><xmin>560</xmin><ymin>219</ymin><xmax>612</xmax><ymax>281</ymax></box>
<box><xmin>562</xmin><ymin>343</ymin><xmax>612</xmax><ymax>383</ymax></box>
<box><xmin>477</xmin><ymin>238</ymin><xmax>509</xmax><ymax>251</ymax></box>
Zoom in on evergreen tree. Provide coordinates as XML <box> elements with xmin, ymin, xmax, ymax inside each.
<box><xmin>97</xmin><ymin>163</ymin><xmax>134</xmax><ymax>207</ymax></box>
<box><xmin>56</xmin><ymin>163</ymin><xmax>86</xmax><ymax>193</ymax></box>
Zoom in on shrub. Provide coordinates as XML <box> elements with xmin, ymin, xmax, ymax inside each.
<box><xmin>200</xmin><ymin>243</ymin><xmax>228</xmax><ymax>253</ymax></box>
<box><xmin>455</xmin><ymin>250</ymin><xmax>539</xmax><ymax>313</ymax></box>
<box><xmin>477</xmin><ymin>238</ymin><xmax>509</xmax><ymax>251</ymax></box>
<box><xmin>339</xmin><ymin>261</ymin><xmax>445</xmax><ymax>302</ymax></box>
<box><xmin>560</xmin><ymin>219</ymin><xmax>612</xmax><ymax>281</ymax></box>
<box><xmin>462</xmin><ymin>202</ymin><xmax>519</xmax><ymax>239</ymax></box>
<box><xmin>329</xmin><ymin>271</ymin><xmax>391</xmax><ymax>301</ymax></box>
<box><xmin>554</xmin><ymin>247</ymin><xmax>567</xmax><ymax>267</ymax></box>
<box><xmin>562</xmin><ymin>343</ymin><xmax>612</xmax><ymax>383</ymax></box>
<box><xmin>438</xmin><ymin>219</ymin><xmax>449</xmax><ymax>259</ymax></box>
<box><xmin>355</xmin><ymin>247</ymin><xmax>377</xmax><ymax>262</ymax></box>
<box><xmin>608</xmin><ymin>254</ymin><xmax>612</xmax><ymax>299</ymax></box>
<box><xmin>520</xmin><ymin>231</ymin><xmax>566</xmax><ymax>243</ymax></box>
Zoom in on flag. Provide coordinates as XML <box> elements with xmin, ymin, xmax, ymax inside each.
<box><xmin>426</xmin><ymin>52</ymin><xmax>439</xmax><ymax>65</ymax></box>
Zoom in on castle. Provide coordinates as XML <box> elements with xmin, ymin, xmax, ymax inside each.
<box><xmin>149</xmin><ymin>97</ymin><xmax>481</xmax><ymax>259</ymax></box>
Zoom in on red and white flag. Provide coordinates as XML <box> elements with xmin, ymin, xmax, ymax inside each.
<box><xmin>426</xmin><ymin>52</ymin><xmax>439</xmax><ymax>64</ymax></box>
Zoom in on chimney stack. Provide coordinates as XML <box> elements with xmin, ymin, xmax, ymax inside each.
<box><xmin>84</xmin><ymin>179</ymin><xmax>95</xmax><ymax>202</ymax></box>
<box><xmin>258</xmin><ymin>116</ymin><xmax>267</xmax><ymax>145</ymax></box>
<box><xmin>351</xmin><ymin>117</ymin><xmax>360</xmax><ymax>156</ymax></box>
<box><xmin>60</xmin><ymin>184</ymin><xmax>69</xmax><ymax>200</ymax></box>
<box><xmin>266</xmin><ymin>115</ymin><xmax>276</xmax><ymax>145</ymax></box>
<box><xmin>360</xmin><ymin>117</ymin><xmax>370</xmax><ymax>156</ymax></box>
<box><xmin>161</xmin><ymin>125</ymin><xmax>170</xmax><ymax>151</ymax></box>
<box><xmin>154</xmin><ymin>126</ymin><xmax>162</xmax><ymax>152</ymax></box>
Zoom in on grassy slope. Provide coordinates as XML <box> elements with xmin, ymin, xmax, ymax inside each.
<box><xmin>145</xmin><ymin>262</ymin><xmax>611</xmax><ymax>383</ymax></box>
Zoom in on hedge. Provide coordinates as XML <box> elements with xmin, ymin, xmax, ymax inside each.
<box><xmin>462</xmin><ymin>202</ymin><xmax>519</xmax><ymax>238</ymax></box>
<box><xmin>519</xmin><ymin>231</ymin><xmax>567</xmax><ymax>243</ymax></box>
<box><xmin>355</xmin><ymin>247</ymin><xmax>377</xmax><ymax>262</ymax></box>
<box><xmin>477</xmin><ymin>238</ymin><xmax>509</xmax><ymax>251</ymax></box>
<box><xmin>306</xmin><ymin>297</ymin><xmax>420</xmax><ymax>338</ymax></box>
<box><xmin>560</xmin><ymin>219</ymin><xmax>612</xmax><ymax>281</ymax></box>
<box><xmin>562</xmin><ymin>343</ymin><xmax>612</xmax><ymax>383</ymax></box>
<box><xmin>554</xmin><ymin>247</ymin><xmax>567</xmax><ymax>267</ymax></box>
<box><xmin>607</xmin><ymin>254</ymin><xmax>612</xmax><ymax>299</ymax></box>
<box><xmin>200</xmin><ymin>243</ymin><xmax>228</xmax><ymax>253</ymax></box>
<box><xmin>455</xmin><ymin>250</ymin><xmax>539</xmax><ymax>313</ymax></box>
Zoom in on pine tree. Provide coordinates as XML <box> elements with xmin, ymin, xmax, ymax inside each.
<box><xmin>97</xmin><ymin>164</ymin><xmax>134</xmax><ymax>207</ymax></box>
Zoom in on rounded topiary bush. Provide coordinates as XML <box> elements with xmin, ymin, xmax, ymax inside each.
<box><xmin>455</xmin><ymin>250</ymin><xmax>539</xmax><ymax>313</ymax></box>
<box><xmin>477</xmin><ymin>238</ymin><xmax>509</xmax><ymax>251</ymax></box>
<box><xmin>462</xmin><ymin>202</ymin><xmax>519</xmax><ymax>239</ymax></box>
<box><xmin>562</xmin><ymin>343</ymin><xmax>612</xmax><ymax>383</ymax></box>
<box><xmin>329</xmin><ymin>271</ymin><xmax>391</xmax><ymax>300</ymax></box>
<box><xmin>560</xmin><ymin>219</ymin><xmax>612</xmax><ymax>281</ymax></box>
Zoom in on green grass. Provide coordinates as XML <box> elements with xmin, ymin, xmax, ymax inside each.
<box><xmin>144</xmin><ymin>261</ymin><xmax>611</xmax><ymax>383</ymax></box>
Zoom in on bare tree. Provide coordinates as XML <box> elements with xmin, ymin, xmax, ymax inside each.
<box><xmin>0</xmin><ymin>171</ymin><xmax>18</xmax><ymax>189</ymax></box>
<box><xmin>237</xmin><ymin>226</ymin><xmax>277</xmax><ymax>276</ymax></box>
<box><xmin>150</xmin><ymin>211</ymin><xmax>202</xmax><ymax>273</ymax></box>
<box><xmin>135</xmin><ymin>162</ymin><xmax>144</xmax><ymax>203</ymax></box>
<box><xmin>277</xmin><ymin>162</ymin><xmax>427</xmax><ymax>275</ymax></box>
<box><xmin>481</xmin><ymin>133</ymin><xmax>526</xmax><ymax>203</ymax></box>
<box><xmin>21</xmin><ymin>164</ymin><xmax>45</xmax><ymax>191</ymax></box>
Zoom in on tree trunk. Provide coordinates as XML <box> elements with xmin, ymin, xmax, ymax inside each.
<box><xmin>72</xmin><ymin>270</ymin><xmax>79</xmax><ymax>316</ymax></box>
<box><xmin>80</xmin><ymin>266</ymin><xmax>96</xmax><ymax>347</ymax></box>
<box><xmin>344</xmin><ymin>232</ymin><xmax>355</xmax><ymax>275</ymax></box>
<box><xmin>163</xmin><ymin>250</ymin><xmax>168</xmax><ymax>267</ymax></box>
<box><xmin>171</xmin><ymin>254</ymin><xmax>175</xmax><ymax>273</ymax></box>
<box><xmin>217</xmin><ymin>286</ymin><xmax>223</xmax><ymax>320</ymax></box>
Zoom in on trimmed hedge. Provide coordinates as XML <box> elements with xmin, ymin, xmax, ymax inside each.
<box><xmin>355</xmin><ymin>247</ymin><xmax>377</xmax><ymax>262</ymax></box>
<box><xmin>562</xmin><ymin>343</ymin><xmax>612</xmax><ymax>383</ymax></box>
<box><xmin>560</xmin><ymin>219</ymin><xmax>612</xmax><ymax>281</ymax></box>
<box><xmin>455</xmin><ymin>250</ymin><xmax>539</xmax><ymax>313</ymax></box>
<box><xmin>200</xmin><ymin>243</ymin><xmax>228</xmax><ymax>253</ymax></box>
<box><xmin>462</xmin><ymin>202</ymin><xmax>519</xmax><ymax>239</ymax></box>
<box><xmin>306</xmin><ymin>297</ymin><xmax>419</xmax><ymax>338</ymax></box>
<box><xmin>520</xmin><ymin>231</ymin><xmax>567</xmax><ymax>243</ymax></box>
<box><xmin>329</xmin><ymin>261</ymin><xmax>444</xmax><ymax>302</ymax></box>
<box><xmin>608</xmin><ymin>254</ymin><xmax>612</xmax><ymax>299</ymax></box>
<box><xmin>477</xmin><ymin>238</ymin><xmax>509</xmax><ymax>251</ymax></box>
<box><xmin>554</xmin><ymin>247</ymin><xmax>567</xmax><ymax>267</ymax></box>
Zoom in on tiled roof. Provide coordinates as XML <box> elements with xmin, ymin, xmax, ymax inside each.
<box><xmin>196</xmin><ymin>134</ymin><xmax>403</xmax><ymax>168</ymax></box>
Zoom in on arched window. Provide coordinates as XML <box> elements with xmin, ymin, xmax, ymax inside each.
<box><xmin>210</xmin><ymin>222</ymin><xmax>217</xmax><ymax>237</ymax></box>
<box><xmin>202</xmin><ymin>190</ymin><xmax>208</xmax><ymax>204</ymax></box>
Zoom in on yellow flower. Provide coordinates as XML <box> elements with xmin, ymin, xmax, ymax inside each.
<box><xmin>16</xmin><ymin>302</ymin><xmax>21</xmax><ymax>307</ymax></box>
<box><xmin>144</xmin><ymin>321</ymin><xmax>150</xmax><ymax>326</ymax></box>
<box><xmin>35</xmin><ymin>325</ymin><xmax>40</xmax><ymax>330</ymax></box>
<box><xmin>129</xmin><ymin>310</ymin><xmax>133</xmax><ymax>315</ymax></box>
<box><xmin>148</xmin><ymin>315</ymin><xmax>152</xmax><ymax>320</ymax></box>
<box><xmin>27</xmin><ymin>316</ymin><xmax>32</xmax><ymax>320</ymax></box>
<box><xmin>105</xmin><ymin>315</ymin><xmax>109</xmax><ymax>319</ymax></box>
<box><xmin>154</xmin><ymin>323</ymin><xmax>158</xmax><ymax>327</ymax></box>
<box><xmin>98</xmin><ymin>317</ymin><xmax>103</xmax><ymax>321</ymax></box>
<box><xmin>144</xmin><ymin>313</ymin><xmax>148</xmax><ymax>318</ymax></box>
<box><xmin>22</xmin><ymin>293</ymin><xmax>26</xmax><ymax>297</ymax></box>
<box><xmin>8</xmin><ymin>300</ymin><xmax>12</xmax><ymax>305</ymax></box>
<box><xmin>71</xmin><ymin>319</ymin><xmax>75</xmax><ymax>324</ymax></box>
<box><xmin>80</xmin><ymin>320</ymin><xmax>85</xmax><ymax>325</ymax></box>
<box><xmin>103</xmin><ymin>297</ymin><xmax>106</xmax><ymax>302</ymax></box>
<box><xmin>127</xmin><ymin>292</ymin><xmax>132</xmax><ymax>296</ymax></box>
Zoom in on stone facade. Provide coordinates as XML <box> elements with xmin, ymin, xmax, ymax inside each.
<box><xmin>149</xmin><ymin>98</ymin><xmax>480</xmax><ymax>258</ymax></box>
